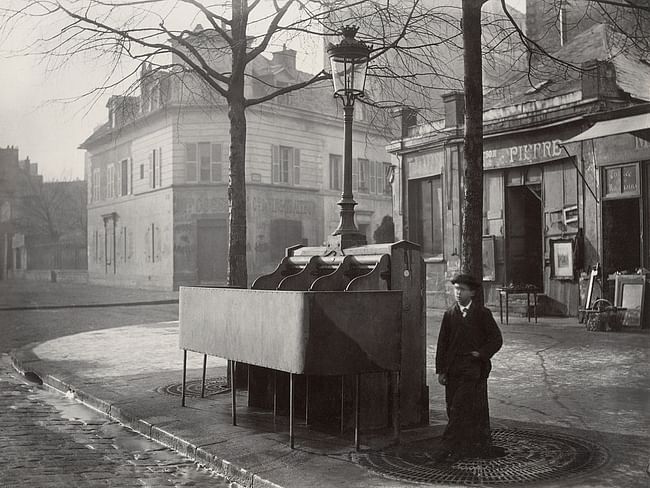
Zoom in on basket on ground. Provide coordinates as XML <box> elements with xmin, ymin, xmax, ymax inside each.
<box><xmin>583</xmin><ymin>299</ymin><xmax>626</xmax><ymax>332</ymax></box>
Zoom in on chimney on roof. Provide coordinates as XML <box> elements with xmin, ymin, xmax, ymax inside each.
<box><xmin>442</xmin><ymin>91</ymin><xmax>465</xmax><ymax>128</ymax></box>
<box><xmin>272</xmin><ymin>45</ymin><xmax>297</xmax><ymax>72</ymax></box>
<box><xmin>581</xmin><ymin>60</ymin><xmax>619</xmax><ymax>100</ymax></box>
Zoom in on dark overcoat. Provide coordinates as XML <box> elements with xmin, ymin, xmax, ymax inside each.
<box><xmin>435</xmin><ymin>302</ymin><xmax>503</xmax><ymax>457</ymax></box>
<box><xmin>435</xmin><ymin>303</ymin><xmax>503</xmax><ymax>379</ymax></box>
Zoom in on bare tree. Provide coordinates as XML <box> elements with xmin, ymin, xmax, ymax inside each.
<box><xmin>17</xmin><ymin>170</ymin><xmax>87</xmax><ymax>245</ymax></box>
<box><xmin>1</xmin><ymin>0</ymin><xmax>471</xmax><ymax>287</ymax></box>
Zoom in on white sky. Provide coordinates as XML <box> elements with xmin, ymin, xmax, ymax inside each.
<box><xmin>0</xmin><ymin>0</ymin><xmax>526</xmax><ymax>181</ymax></box>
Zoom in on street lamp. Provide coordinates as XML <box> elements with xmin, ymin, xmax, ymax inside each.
<box><xmin>327</xmin><ymin>26</ymin><xmax>371</xmax><ymax>251</ymax></box>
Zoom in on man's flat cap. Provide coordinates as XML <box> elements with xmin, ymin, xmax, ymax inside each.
<box><xmin>451</xmin><ymin>273</ymin><xmax>481</xmax><ymax>289</ymax></box>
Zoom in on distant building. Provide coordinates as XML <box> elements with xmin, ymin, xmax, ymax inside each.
<box><xmin>0</xmin><ymin>146</ymin><xmax>87</xmax><ymax>280</ymax></box>
<box><xmin>0</xmin><ymin>146</ymin><xmax>40</xmax><ymax>277</ymax></box>
<box><xmin>80</xmin><ymin>34</ymin><xmax>393</xmax><ymax>289</ymax></box>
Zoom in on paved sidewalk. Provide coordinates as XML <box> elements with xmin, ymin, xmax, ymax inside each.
<box><xmin>7</xmin><ymin>282</ymin><xmax>650</xmax><ymax>487</ymax></box>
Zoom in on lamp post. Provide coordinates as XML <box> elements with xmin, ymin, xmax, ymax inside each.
<box><xmin>327</xmin><ymin>26</ymin><xmax>371</xmax><ymax>252</ymax></box>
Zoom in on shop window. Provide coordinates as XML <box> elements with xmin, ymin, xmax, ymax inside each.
<box><xmin>603</xmin><ymin>163</ymin><xmax>640</xmax><ymax>199</ymax></box>
<box><xmin>409</xmin><ymin>176</ymin><xmax>443</xmax><ymax>257</ymax></box>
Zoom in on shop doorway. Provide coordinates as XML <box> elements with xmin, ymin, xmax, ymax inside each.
<box><xmin>506</xmin><ymin>185</ymin><xmax>543</xmax><ymax>289</ymax></box>
<box><xmin>602</xmin><ymin>197</ymin><xmax>641</xmax><ymax>278</ymax></box>
<box><xmin>197</xmin><ymin>219</ymin><xmax>228</xmax><ymax>284</ymax></box>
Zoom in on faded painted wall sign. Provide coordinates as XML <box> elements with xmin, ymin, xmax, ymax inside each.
<box><xmin>249</xmin><ymin>196</ymin><xmax>315</xmax><ymax>217</ymax></box>
<box><xmin>407</xmin><ymin>151</ymin><xmax>444</xmax><ymax>179</ymax></box>
<box><xmin>175</xmin><ymin>194</ymin><xmax>228</xmax><ymax>216</ymax></box>
<box><xmin>484</xmin><ymin>139</ymin><xmax>564</xmax><ymax>169</ymax></box>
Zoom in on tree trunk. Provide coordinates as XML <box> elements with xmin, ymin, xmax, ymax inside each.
<box><xmin>227</xmin><ymin>0</ymin><xmax>248</xmax><ymax>288</ymax></box>
<box><xmin>461</xmin><ymin>0</ymin><xmax>486</xmax><ymax>295</ymax></box>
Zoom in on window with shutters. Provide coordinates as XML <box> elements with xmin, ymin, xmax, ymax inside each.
<box><xmin>382</xmin><ymin>162</ymin><xmax>392</xmax><ymax>195</ymax></box>
<box><xmin>358</xmin><ymin>158</ymin><xmax>369</xmax><ymax>193</ymax></box>
<box><xmin>329</xmin><ymin>154</ymin><xmax>342</xmax><ymax>190</ymax></box>
<box><xmin>199</xmin><ymin>142</ymin><xmax>211</xmax><ymax>182</ymax></box>
<box><xmin>150</xmin><ymin>150</ymin><xmax>157</xmax><ymax>188</ymax></box>
<box><xmin>107</xmin><ymin>165</ymin><xmax>115</xmax><ymax>198</ymax></box>
<box><xmin>121</xmin><ymin>159</ymin><xmax>129</xmax><ymax>196</ymax></box>
<box><xmin>210</xmin><ymin>143</ymin><xmax>223</xmax><ymax>182</ymax></box>
<box><xmin>369</xmin><ymin>160</ymin><xmax>377</xmax><ymax>194</ymax></box>
<box><xmin>185</xmin><ymin>142</ymin><xmax>222</xmax><ymax>183</ymax></box>
<box><xmin>272</xmin><ymin>145</ymin><xmax>300</xmax><ymax>185</ymax></box>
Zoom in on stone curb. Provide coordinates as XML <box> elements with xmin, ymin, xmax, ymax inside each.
<box><xmin>10</xmin><ymin>349</ymin><xmax>283</xmax><ymax>488</ymax></box>
<box><xmin>0</xmin><ymin>299</ymin><xmax>179</xmax><ymax>311</ymax></box>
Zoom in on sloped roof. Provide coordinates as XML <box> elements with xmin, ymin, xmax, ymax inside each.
<box><xmin>485</xmin><ymin>23</ymin><xmax>650</xmax><ymax>109</ymax></box>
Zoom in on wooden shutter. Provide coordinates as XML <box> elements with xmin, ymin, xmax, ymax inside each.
<box><xmin>129</xmin><ymin>158</ymin><xmax>133</xmax><ymax>194</ymax></box>
<box><xmin>116</xmin><ymin>162</ymin><xmax>121</xmax><ymax>197</ymax></box>
<box><xmin>211</xmin><ymin>143</ymin><xmax>222</xmax><ymax>182</ymax></box>
<box><xmin>149</xmin><ymin>152</ymin><xmax>154</xmax><ymax>188</ymax></box>
<box><xmin>293</xmin><ymin>148</ymin><xmax>300</xmax><ymax>185</ymax></box>
<box><xmin>158</xmin><ymin>148</ymin><xmax>163</xmax><ymax>187</ymax></box>
<box><xmin>272</xmin><ymin>145</ymin><xmax>280</xmax><ymax>183</ymax></box>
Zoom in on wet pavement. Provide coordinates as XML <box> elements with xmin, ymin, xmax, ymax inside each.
<box><xmin>0</xmin><ymin>355</ymin><xmax>234</xmax><ymax>487</ymax></box>
<box><xmin>4</xmin><ymin>280</ymin><xmax>650</xmax><ymax>487</ymax></box>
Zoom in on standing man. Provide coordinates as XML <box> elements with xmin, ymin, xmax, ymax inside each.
<box><xmin>435</xmin><ymin>273</ymin><xmax>503</xmax><ymax>463</ymax></box>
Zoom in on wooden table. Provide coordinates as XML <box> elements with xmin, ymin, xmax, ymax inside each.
<box><xmin>497</xmin><ymin>285</ymin><xmax>539</xmax><ymax>324</ymax></box>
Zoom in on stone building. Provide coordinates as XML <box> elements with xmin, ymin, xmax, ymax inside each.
<box><xmin>81</xmin><ymin>36</ymin><xmax>393</xmax><ymax>289</ymax></box>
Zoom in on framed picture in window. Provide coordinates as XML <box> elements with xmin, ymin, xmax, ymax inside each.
<box><xmin>550</xmin><ymin>239</ymin><xmax>574</xmax><ymax>280</ymax></box>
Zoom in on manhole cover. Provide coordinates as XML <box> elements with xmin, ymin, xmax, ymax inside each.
<box><xmin>354</xmin><ymin>428</ymin><xmax>609</xmax><ymax>485</ymax></box>
<box><xmin>158</xmin><ymin>377</ymin><xmax>230</xmax><ymax>397</ymax></box>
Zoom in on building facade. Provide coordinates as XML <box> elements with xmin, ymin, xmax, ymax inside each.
<box><xmin>389</xmin><ymin>22</ymin><xmax>650</xmax><ymax>316</ymax></box>
<box><xmin>81</xmin><ymin>44</ymin><xmax>393</xmax><ymax>290</ymax></box>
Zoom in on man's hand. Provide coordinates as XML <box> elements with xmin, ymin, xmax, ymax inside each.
<box><xmin>470</xmin><ymin>351</ymin><xmax>480</xmax><ymax>358</ymax></box>
<box><xmin>437</xmin><ymin>373</ymin><xmax>447</xmax><ymax>386</ymax></box>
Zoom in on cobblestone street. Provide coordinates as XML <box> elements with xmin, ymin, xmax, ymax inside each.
<box><xmin>0</xmin><ymin>356</ymin><xmax>233</xmax><ymax>488</ymax></box>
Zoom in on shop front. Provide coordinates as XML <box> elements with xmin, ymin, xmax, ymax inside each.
<box><xmin>562</xmin><ymin>109</ymin><xmax>650</xmax><ymax>327</ymax></box>
<box><xmin>482</xmin><ymin>130</ymin><xmax>585</xmax><ymax>315</ymax></box>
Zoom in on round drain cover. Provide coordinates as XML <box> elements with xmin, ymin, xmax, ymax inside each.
<box><xmin>158</xmin><ymin>377</ymin><xmax>230</xmax><ymax>397</ymax></box>
<box><xmin>354</xmin><ymin>428</ymin><xmax>608</xmax><ymax>485</ymax></box>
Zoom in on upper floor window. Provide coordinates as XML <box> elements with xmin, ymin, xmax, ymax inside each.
<box><xmin>272</xmin><ymin>145</ymin><xmax>300</xmax><ymax>185</ymax></box>
<box><xmin>185</xmin><ymin>142</ymin><xmax>223</xmax><ymax>183</ymax></box>
<box><xmin>92</xmin><ymin>169</ymin><xmax>101</xmax><ymax>202</ymax></box>
<box><xmin>329</xmin><ymin>154</ymin><xmax>342</xmax><ymax>191</ymax></box>
<box><xmin>120</xmin><ymin>159</ymin><xmax>129</xmax><ymax>196</ymax></box>
<box><xmin>382</xmin><ymin>162</ymin><xmax>392</xmax><ymax>195</ymax></box>
<box><xmin>106</xmin><ymin>164</ymin><xmax>115</xmax><ymax>199</ymax></box>
<box><xmin>150</xmin><ymin>148</ymin><xmax>162</xmax><ymax>188</ymax></box>
<box><xmin>358</xmin><ymin>158</ymin><xmax>370</xmax><ymax>194</ymax></box>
